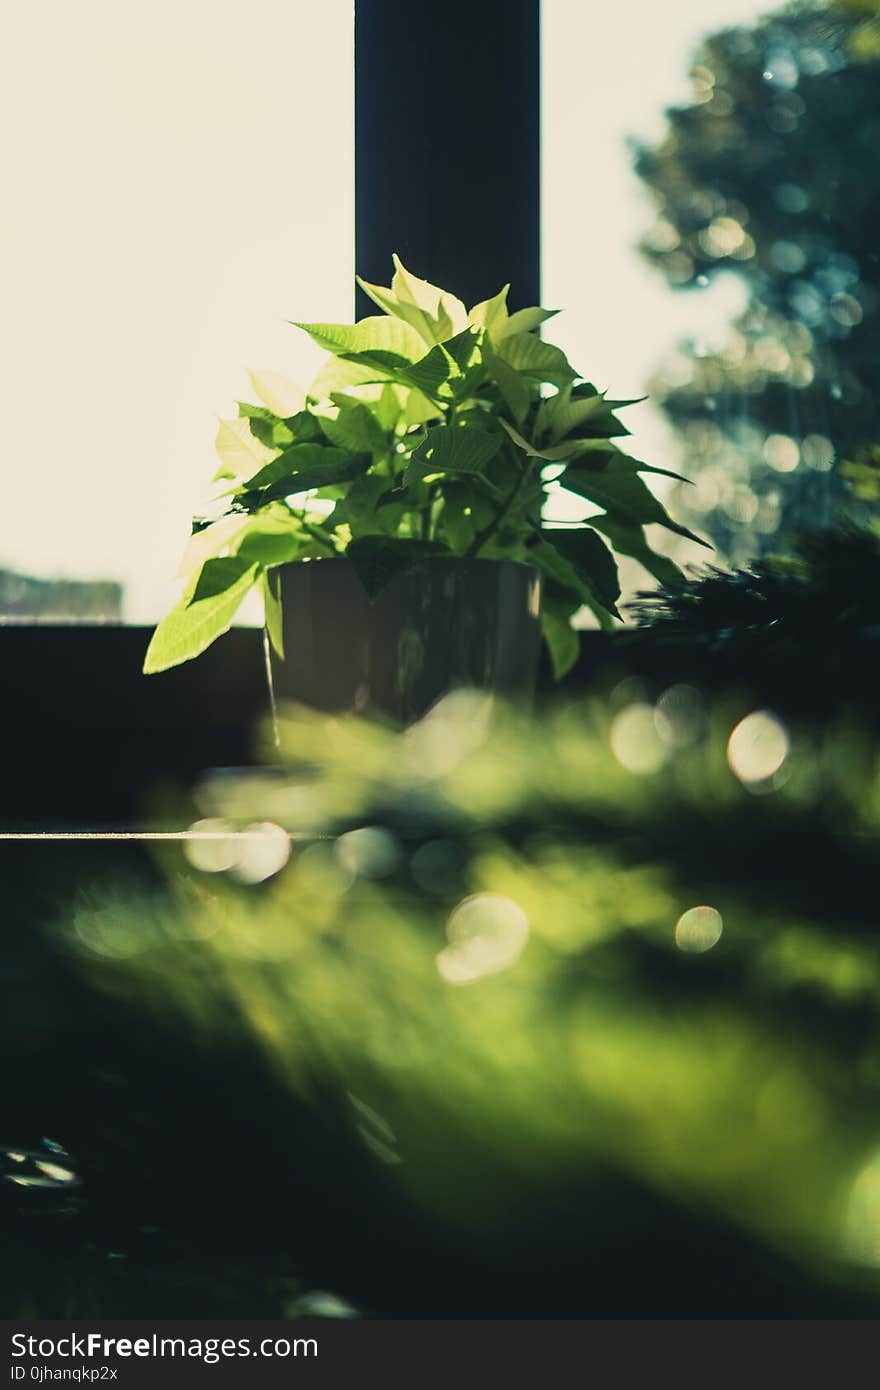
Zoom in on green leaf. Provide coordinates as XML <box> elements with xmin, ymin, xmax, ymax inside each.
<box><xmin>483</xmin><ymin>349</ymin><xmax>532</xmax><ymax>424</ymax></box>
<box><xmin>589</xmin><ymin>514</ymin><xmax>685</xmax><ymax>587</ymax></box>
<box><xmin>494</xmin><ymin>332</ymin><xmax>578</xmax><ymax>389</ymax></box>
<box><xmin>294</xmin><ymin>315</ymin><xmax>427</xmax><ymax>364</ymax></box>
<box><xmin>280</xmin><ymin>408</ymin><xmax>324</xmax><ymax>445</ymax></box>
<box><xmin>390</xmin><ymin>255</ymin><xmax>445</xmax><ymax>313</ymax></box>
<box><xmin>331</xmin><ymin>474</ymin><xmax>402</xmax><ymax>536</ymax></box>
<box><xmin>143</xmin><ymin>557</ymin><xmax>259</xmax><ymax>674</ymax></box>
<box><xmin>540</xmin><ymin>527</ymin><xmax>621</xmax><ymax>616</ymax></box>
<box><xmin>556</xmin><ymin>439</ymin><xmax>689</xmax><ymax>482</ymax></box>
<box><xmin>540</xmin><ymin>597</ymin><xmax>581</xmax><ymax>679</ymax></box>
<box><xmin>177</xmin><ymin>515</ymin><xmax>249</xmax><ymax>580</ymax></box>
<box><xmin>529</xmin><ymin>534</ymin><xmax>619</xmax><ymax>618</ymax></box>
<box><xmin>402</xmin><ymin>387</ymin><xmax>444</xmax><ymax>427</ymax></box>
<box><xmin>248</xmin><ymin>369</ymin><xmax>305</xmax><ymax>418</ymax></box>
<box><xmin>362</xmin><ymin>384</ymin><xmax>405</xmax><ymax>432</ymax></box>
<box><xmin>318</xmin><ymin>400</ymin><xmax>388</xmax><ymax>456</ymax></box>
<box><xmin>347</xmin><ymin>535</ymin><xmax>449</xmax><ymax>600</ymax></box>
<box><xmin>560</xmin><ymin>466</ymin><xmax>710</xmax><ymax>546</ymax></box>
<box><xmin>435</xmin><ymin>479</ymin><xmax>494</xmax><ymax>555</ymax></box>
<box><xmin>468</xmin><ymin>284</ymin><xmax>510</xmax><ymax>337</ymax></box>
<box><xmin>332</xmin><ymin>344</ymin><xmax>453</xmax><ymax>399</ymax></box>
<box><xmin>244</xmin><ymin>443</ymin><xmax>363</xmax><ymax>497</ymax></box>
<box><xmin>540</xmin><ymin>392</ymin><xmax>618</xmax><ymax>444</ymax></box>
<box><xmin>500</xmin><ymin>418</ymin><xmax>607</xmax><ymax>464</ymax></box>
<box><xmin>499</xmin><ymin>306</ymin><xmax>559</xmax><ymax>338</ymax></box>
<box><xmin>235</xmin><ymin>525</ymin><xmax>307</xmax><ymax>565</ymax></box>
<box><xmin>214</xmin><ymin>417</ymin><xmax>276</xmax><ymax>482</ymax></box>
<box><xmin>237</xmin><ymin>403</ymin><xmax>296</xmax><ymax>451</ymax></box>
<box><xmin>262</xmin><ymin>568</ymin><xmax>284</xmax><ymax>659</ymax></box>
<box><xmin>406</xmin><ymin>424</ymin><xmax>504</xmax><ymax>485</ymax></box>
<box><xmin>356</xmin><ymin>276</ymin><xmax>438</xmax><ymax>346</ymax></box>
<box><xmin>309</xmin><ymin>354</ymin><xmax>389</xmax><ymax>399</ymax></box>
<box><xmin>443</xmin><ymin>326</ymin><xmax>483</xmax><ymax>374</ymax></box>
<box><xmin>391</xmin><ymin>255</ymin><xmax>468</xmax><ymax>334</ymax></box>
<box><xmin>400</xmin><ymin>344</ymin><xmax>458</xmax><ymax>398</ymax></box>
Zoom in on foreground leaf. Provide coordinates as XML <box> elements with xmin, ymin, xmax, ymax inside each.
<box><xmin>143</xmin><ymin>557</ymin><xmax>259</xmax><ymax>673</ymax></box>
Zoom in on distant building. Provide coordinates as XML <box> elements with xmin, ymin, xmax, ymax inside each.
<box><xmin>0</xmin><ymin>568</ymin><xmax>123</xmax><ymax>620</ymax></box>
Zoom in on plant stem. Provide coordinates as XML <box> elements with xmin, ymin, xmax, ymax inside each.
<box><xmin>297</xmin><ymin>516</ymin><xmax>339</xmax><ymax>555</ymax></box>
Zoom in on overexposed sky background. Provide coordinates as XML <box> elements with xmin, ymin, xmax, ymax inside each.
<box><xmin>2</xmin><ymin>0</ymin><xmax>771</xmax><ymax>619</ymax></box>
<box><xmin>1</xmin><ymin>1</ymin><xmax>354</xmax><ymax>620</ymax></box>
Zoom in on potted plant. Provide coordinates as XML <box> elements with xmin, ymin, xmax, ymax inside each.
<box><xmin>144</xmin><ymin>257</ymin><xmax>702</xmax><ymax>719</ymax></box>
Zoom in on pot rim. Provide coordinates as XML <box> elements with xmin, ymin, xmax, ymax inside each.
<box><xmin>270</xmin><ymin>555</ymin><xmax>539</xmax><ymax>575</ymax></box>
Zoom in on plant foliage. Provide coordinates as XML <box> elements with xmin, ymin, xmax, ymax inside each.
<box><xmin>144</xmin><ymin>257</ymin><xmax>704</xmax><ymax>676</ymax></box>
<box><xmin>631</xmin><ymin>524</ymin><xmax>880</xmax><ymax>640</ymax></box>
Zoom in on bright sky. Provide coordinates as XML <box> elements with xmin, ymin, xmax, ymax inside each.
<box><xmin>1</xmin><ymin>1</ymin><xmax>354</xmax><ymax>620</ymax></box>
<box><xmin>2</xmin><ymin>0</ymin><xmax>769</xmax><ymax>619</ymax></box>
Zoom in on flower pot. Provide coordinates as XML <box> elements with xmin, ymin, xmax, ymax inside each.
<box><xmin>265</xmin><ymin>557</ymin><xmax>541</xmax><ymax>723</ymax></box>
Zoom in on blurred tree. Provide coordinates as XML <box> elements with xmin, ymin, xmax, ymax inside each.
<box><xmin>636</xmin><ymin>0</ymin><xmax>880</xmax><ymax>562</ymax></box>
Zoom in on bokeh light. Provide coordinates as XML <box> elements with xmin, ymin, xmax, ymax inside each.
<box><xmin>437</xmin><ymin>894</ymin><xmax>529</xmax><ymax>985</ymax></box>
<box><xmin>610</xmin><ymin>703</ymin><xmax>669</xmax><ymax>774</ymax></box>
<box><xmin>183</xmin><ymin>818</ymin><xmax>239</xmax><ymax>873</ymax></box>
<box><xmin>844</xmin><ymin>1150</ymin><xmax>880</xmax><ymax>1267</ymax></box>
<box><xmin>727</xmin><ymin>711</ymin><xmax>789</xmax><ymax>785</ymax></box>
<box><xmin>230</xmin><ymin>822</ymin><xmax>291</xmax><ymax>885</ymax></box>
<box><xmin>335</xmin><ymin>827</ymin><xmax>401</xmax><ymax>880</ymax></box>
<box><xmin>675</xmin><ymin>905</ymin><xmax>724</xmax><ymax>953</ymax></box>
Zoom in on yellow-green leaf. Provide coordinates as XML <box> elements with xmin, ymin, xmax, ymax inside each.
<box><xmin>390</xmin><ymin>255</ymin><xmax>467</xmax><ymax>336</ymax></box>
<box><xmin>214</xmin><ymin>417</ymin><xmax>276</xmax><ymax>482</ymax></box>
<box><xmin>469</xmin><ymin>284</ymin><xmax>510</xmax><ymax>337</ymax></box>
<box><xmin>294</xmin><ymin>315</ymin><xmax>427</xmax><ymax>364</ymax></box>
<box><xmin>356</xmin><ymin>276</ymin><xmax>437</xmax><ymax>346</ymax></box>
<box><xmin>176</xmin><ymin>516</ymin><xmax>248</xmax><ymax>579</ymax></box>
<box><xmin>498</xmin><ymin>306</ymin><xmax>559</xmax><ymax>338</ymax></box>
<box><xmin>248</xmin><ymin>369</ymin><xmax>306</xmax><ymax>418</ymax></box>
<box><xmin>143</xmin><ymin>558</ymin><xmax>260</xmax><ymax>674</ymax></box>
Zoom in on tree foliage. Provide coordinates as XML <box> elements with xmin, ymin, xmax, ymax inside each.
<box><xmin>636</xmin><ymin>0</ymin><xmax>880</xmax><ymax>562</ymax></box>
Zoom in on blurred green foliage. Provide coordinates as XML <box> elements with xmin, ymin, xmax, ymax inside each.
<box><xmin>636</xmin><ymin>0</ymin><xmax>880</xmax><ymax>562</ymax></box>
<box><xmin>631</xmin><ymin>525</ymin><xmax>880</xmax><ymax>639</ymax></box>
<box><xmin>57</xmin><ymin>690</ymin><xmax>880</xmax><ymax>1310</ymax></box>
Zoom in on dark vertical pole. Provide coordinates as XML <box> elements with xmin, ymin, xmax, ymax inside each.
<box><xmin>355</xmin><ymin>0</ymin><xmax>540</xmax><ymax>315</ymax></box>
